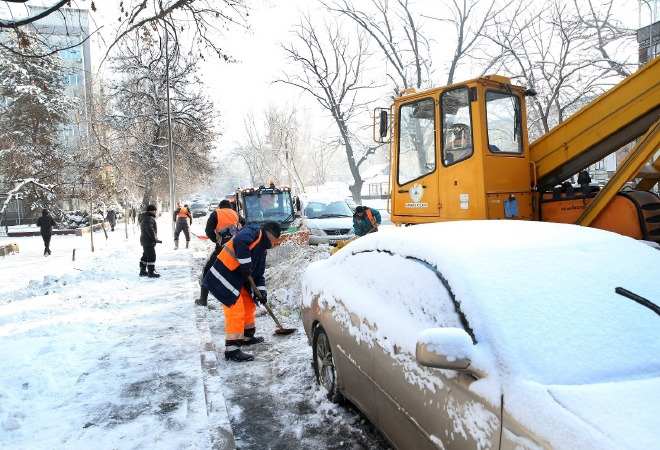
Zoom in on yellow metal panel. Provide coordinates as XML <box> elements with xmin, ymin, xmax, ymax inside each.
<box><xmin>530</xmin><ymin>57</ymin><xmax>660</xmax><ymax>187</ymax></box>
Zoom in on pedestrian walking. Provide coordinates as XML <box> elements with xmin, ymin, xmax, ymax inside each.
<box><xmin>352</xmin><ymin>205</ymin><xmax>381</xmax><ymax>237</ymax></box>
<box><xmin>36</xmin><ymin>209</ymin><xmax>56</xmax><ymax>256</ymax></box>
<box><xmin>173</xmin><ymin>202</ymin><xmax>192</xmax><ymax>249</ymax></box>
<box><xmin>196</xmin><ymin>200</ymin><xmax>241</xmax><ymax>306</ymax></box>
<box><xmin>202</xmin><ymin>221</ymin><xmax>281</xmax><ymax>362</ymax></box>
<box><xmin>139</xmin><ymin>204</ymin><xmax>162</xmax><ymax>278</ymax></box>
<box><xmin>129</xmin><ymin>207</ymin><xmax>137</xmax><ymax>224</ymax></box>
<box><xmin>106</xmin><ymin>209</ymin><xmax>117</xmax><ymax>232</ymax></box>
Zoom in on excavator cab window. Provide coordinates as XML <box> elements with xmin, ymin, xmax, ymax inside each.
<box><xmin>398</xmin><ymin>97</ymin><xmax>436</xmax><ymax>185</ymax></box>
<box><xmin>441</xmin><ymin>87</ymin><xmax>473</xmax><ymax>166</ymax></box>
<box><xmin>485</xmin><ymin>91</ymin><xmax>523</xmax><ymax>154</ymax></box>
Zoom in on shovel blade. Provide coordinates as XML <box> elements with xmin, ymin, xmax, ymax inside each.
<box><xmin>274</xmin><ymin>328</ymin><xmax>297</xmax><ymax>336</ymax></box>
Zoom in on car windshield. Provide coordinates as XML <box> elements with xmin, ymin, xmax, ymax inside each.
<box><xmin>243</xmin><ymin>192</ymin><xmax>294</xmax><ymax>224</ymax></box>
<box><xmin>191</xmin><ymin>203</ymin><xmax>205</xmax><ymax>209</ymax></box>
<box><xmin>303</xmin><ymin>201</ymin><xmax>353</xmax><ymax>219</ymax></box>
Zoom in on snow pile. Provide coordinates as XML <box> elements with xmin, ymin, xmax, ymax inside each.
<box><xmin>302</xmin><ymin>220</ymin><xmax>660</xmax><ymax>450</ymax></box>
<box><xmin>265</xmin><ymin>242</ymin><xmax>329</xmax><ymax>313</ymax></box>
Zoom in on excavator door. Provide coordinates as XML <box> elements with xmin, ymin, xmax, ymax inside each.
<box><xmin>391</xmin><ymin>97</ymin><xmax>440</xmax><ymax>217</ymax></box>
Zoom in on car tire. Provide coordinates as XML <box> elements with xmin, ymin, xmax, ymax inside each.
<box><xmin>312</xmin><ymin>325</ymin><xmax>344</xmax><ymax>404</ymax></box>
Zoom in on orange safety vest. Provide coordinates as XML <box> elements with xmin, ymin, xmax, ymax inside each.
<box><xmin>365</xmin><ymin>208</ymin><xmax>378</xmax><ymax>228</ymax></box>
<box><xmin>177</xmin><ymin>207</ymin><xmax>190</xmax><ymax>218</ymax></box>
<box><xmin>215</xmin><ymin>208</ymin><xmax>239</xmax><ymax>232</ymax></box>
<box><xmin>218</xmin><ymin>230</ymin><xmax>263</xmax><ymax>271</ymax></box>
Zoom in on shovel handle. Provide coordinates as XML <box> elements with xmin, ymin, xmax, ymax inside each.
<box><xmin>247</xmin><ymin>276</ymin><xmax>286</xmax><ymax>330</ymax></box>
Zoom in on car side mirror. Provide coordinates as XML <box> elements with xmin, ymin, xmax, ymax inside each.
<box><xmin>416</xmin><ymin>328</ymin><xmax>474</xmax><ymax>371</ymax></box>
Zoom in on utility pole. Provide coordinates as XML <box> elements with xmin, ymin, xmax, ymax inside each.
<box><xmin>89</xmin><ymin>185</ymin><xmax>94</xmax><ymax>252</ymax></box>
<box><xmin>164</xmin><ymin>19</ymin><xmax>176</xmax><ymax>237</ymax></box>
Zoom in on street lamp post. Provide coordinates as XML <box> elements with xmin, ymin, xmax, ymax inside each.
<box><xmin>164</xmin><ymin>19</ymin><xmax>176</xmax><ymax>236</ymax></box>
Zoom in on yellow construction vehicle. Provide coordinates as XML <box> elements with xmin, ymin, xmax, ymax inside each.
<box><xmin>375</xmin><ymin>57</ymin><xmax>660</xmax><ymax>243</ymax></box>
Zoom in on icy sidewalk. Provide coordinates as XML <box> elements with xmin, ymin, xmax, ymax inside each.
<box><xmin>0</xmin><ymin>219</ymin><xmax>233</xmax><ymax>450</ymax></box>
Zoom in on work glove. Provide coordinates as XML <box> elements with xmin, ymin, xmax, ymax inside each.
<box><xmin>254</xmin><ymin>289</ymin><xmax>267</xmax><ymax>305</ymax></box>
<box><xmin>156</xmin><ymin>239</ymin><xmax>162</xmax><ymax>244</ymax></box>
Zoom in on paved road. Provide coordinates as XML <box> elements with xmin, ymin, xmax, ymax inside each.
<box><xmin>192</xmin><ymin>249</ymin><xmax>390</xmax><ymax>450</ymax></box>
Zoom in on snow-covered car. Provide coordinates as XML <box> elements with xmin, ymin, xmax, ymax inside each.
<box><xmin>189</xmin><ymin>202</ymin><xmax>207</xmax><ymax>218</ymax></box>
<box><xmin>301</xmin><ymin>221</ymin><xmax>660</xmax><ymax>450</ymax></box>
<box><xmin>300</xmin><ymin>196</ymin><xmax>354</xmax><ymax>245</ymax></box>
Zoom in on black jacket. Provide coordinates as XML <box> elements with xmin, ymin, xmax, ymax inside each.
<box><xmin>140</xmin><ymin>211</ymin><xmax>158</xmax><ymax>246</ymax></box>
<box><xmin>36</xmin><ymin>215</ymin><xmax>56</xmax><ymax>235</ymax></box>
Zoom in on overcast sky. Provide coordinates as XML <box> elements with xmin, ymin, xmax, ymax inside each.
<box><xmin>2</xmin><ymin>0</ymin><xmax>651</xmax><ymax>159</ymax></box>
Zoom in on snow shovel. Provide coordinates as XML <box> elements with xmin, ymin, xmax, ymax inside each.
<box><xmin>247</xmin><ymin>276</ymin><xmax>296</xmax><ymax>336</ymax></box>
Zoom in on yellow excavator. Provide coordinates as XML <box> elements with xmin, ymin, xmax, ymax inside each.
<box><xmin>374</xmin><ymin>56</ymin><xmax>660</xmax><ymax>244</ymax></box>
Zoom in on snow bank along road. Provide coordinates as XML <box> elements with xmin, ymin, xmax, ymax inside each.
<box><xmin>0</xmin><ymin>217</ymin><xmax>231</xmax><ymax>449</ymax></box>
<box><xmin>1</xmin><ymin>215</ymin><xmax>388</xmax><ymax>449</ymax></box>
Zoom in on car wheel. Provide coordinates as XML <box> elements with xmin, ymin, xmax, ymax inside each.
<box><xmin>313</xmin><ymin>325</ymin><xmax>343</xmax><ymax>403</ymax></box>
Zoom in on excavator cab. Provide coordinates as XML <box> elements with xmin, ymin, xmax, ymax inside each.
<box><xmin>380</xmin><ymin>58</ymin><xmax>660</xmax><ymax>244</ymax></box>
<box><xmin>386</xmin><ymin>77</ymin><xmax>533</xmax><ymax>224</ymax></box>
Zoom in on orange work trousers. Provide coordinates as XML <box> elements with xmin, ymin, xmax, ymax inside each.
<box><xmin>223</xmin><ymin>287</ymin><xmax>256</xmax><ymax>340</ymax></box>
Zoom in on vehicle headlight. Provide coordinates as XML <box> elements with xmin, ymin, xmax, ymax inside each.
<box><xmin>309</xmin><ymin>227</ymin><xmax>325</xmax><ymax>236</ymax></box>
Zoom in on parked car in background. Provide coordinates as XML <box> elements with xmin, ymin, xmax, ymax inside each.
<box><xmin>302</xmin><ymin>221</ymin><xmax>660</xmax><ymax>450</ymax></box>
<box><xmin>300</xmin><ymin>195</ymin><xmax>354</xmax><ymax>245</ymax></box>
<box><xmin>189</xmin><ymin>202</ymin><xmax>208</xmax><ymax>218</ymax></box>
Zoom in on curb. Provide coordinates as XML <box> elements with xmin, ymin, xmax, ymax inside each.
<box><xmin>195</xmin><ymin>305</ymin><xmax>236</xmax><ymax>450</ymax></box>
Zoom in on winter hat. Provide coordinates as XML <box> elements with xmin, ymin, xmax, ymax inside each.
<box><xmin>146</xmin><ymin>204</ymin><xmax>157</xmax><ymax>212</ymax></box>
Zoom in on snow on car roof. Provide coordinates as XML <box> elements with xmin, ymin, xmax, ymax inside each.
<box><xmin>329</xmin><ymin>220</ymin><xmax>660</xmax><ymax>381</ymax></box>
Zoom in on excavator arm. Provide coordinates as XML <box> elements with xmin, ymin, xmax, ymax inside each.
<box><xmin>530</xmin><ymin>57</ymin><xmax>660</xmax><ymax>190</ymax></box>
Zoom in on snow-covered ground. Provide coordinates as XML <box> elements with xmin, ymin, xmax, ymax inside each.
<box><xmin>0</xmin><ymin>217</ymin><xmax>214</xmax><ymax>449</ymax></box>
<box><xmin>1</xmin><ymin>212</ymin><xmax>388</xmax><ymax>449</ymax></box>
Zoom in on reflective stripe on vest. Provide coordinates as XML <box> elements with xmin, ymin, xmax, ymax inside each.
<box><xmin>215</xmin><ymin>208</ymin><xmax>239</xmax><ymax>233</ymax></box>
<box><xmin>177</xmin><ymin>207</ymin><xmax>189</xmax><ymax>218</ymax></box>
<box><xmin>218</xmin><ymin>230</ymin><xmax>263</xmax><ymax>271</ymax></box>
<box><xmin>365</xmin><ymin>209</ymin><xmax>377</xmax><ymax>227</ymax></box>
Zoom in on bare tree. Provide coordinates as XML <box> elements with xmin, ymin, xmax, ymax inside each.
<box><xmin>278</xmin><ymin>17</ymin><xmax>377</xmax><ymax>203</ymax></box>
<box><xmin>323</xmin><ymin>0</ymin><xmax>430</xmax><ymax>94</ymax></box>
<box><xmin>0</xmin><ymin>0</ymin><xmax>247</xmax><ymax>62</ymax></box>
<box><xmin>486</xmin><ymin>0</ymin><xmax>634</xmax><ymax>138</ymax></box>
<box><xmin>572</xmin><ymin>0</ymin><xmax>635</xmax><ymax>78</ymax></box>
<box><xmin>106</xmin><ymin>31</ymin><xmax>216</xmax><ymax>207</ymax></box>
<box><xmin>423</xmin><ymin>0</ymin><xmax>511</xmax><ymax>84</ymax></box>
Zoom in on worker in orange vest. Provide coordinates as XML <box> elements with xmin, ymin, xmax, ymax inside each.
<box><xmin>196</xmin><ymin>200</ymin><xmax>242</xmax><ymax>307</ymax></box>
<box><xmin>352</xmin><ymin>205</ymin><xmax>381</xmax><ymax>236</ymax></box>
<box><xmin>202</xmin><ymin>222</ymin><xmax>281</xmax><ymax>362</ymax></box>
<box><xmin>173</xmin><ymin>202</ymin><xmax>192</xmax><ymax>249</ymax></box>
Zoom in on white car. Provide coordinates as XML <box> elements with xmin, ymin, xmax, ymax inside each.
<box><xmin>300</xmin><ymin>196</ymin><xmax>355</xmax><ymax>245</ymax></box>
<box><xmin>302</xmin><ymin>221</ymin><xmax>660</xmax><ymax>450</ymax></box>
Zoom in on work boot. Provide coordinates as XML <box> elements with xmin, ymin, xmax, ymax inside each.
<box><xmin>242</xmin><ymin>336</ymin><xmax>265</xmax><ymax>346</ymax></box>
<box><xmin>224</xmin><ymin>349</ymin><xmax>254</xmax><ymax>362</ymax></box>
<box><xmin>242</xmin><ymin>327</ymin><xmax>264</xmax><ymax>346</ymax></box>
<box><xmin>185</xmin><ymin>240</ymin><xmax>189</xmax><ymax>249</ymax></box>
<box><xmin>174</xmin><ymin>240</ymin><xmax>179</xmax><ymax>250</ymax></box>
<box><xmin>139</xmin><ymin>262</ymin><xmax>148</xmax><ymax>276</ymax></box>
<box><xmin>147</xmin><ymin>266</ymin><xmax>161</xmax><ymax>278</ymax></box>
<box><xmin>195</xmin><ymin>287</ymin><xmax>209</xmax><ymax>306</ymax></box>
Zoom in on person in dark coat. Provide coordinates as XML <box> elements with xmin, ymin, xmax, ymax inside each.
<box><xmin>196</xmin><ymin>200</ymin><xmax>241</xmax><ymax>307</ymax></box>
<box><xmin>129</xmin><ymin>207</ymin><xmax>137</xmax><ymax>224</ymax></box>
<box><xmin>202</xmin><ymin>221</ymin><xmax>281</xmax><ymax>362</ymax></box>
<box><xmin>106</xmin><ymin>209</ymin><xmax>117</xmax><ymax>231</ymax></box>
<box><xmin>36</xmin><ymin>209</ymin><xmax>56</xmax><ymax>256</ymax></box>
<box><xmin>139</xmin><ymin>204</ymin><xmax>162</xmax><ymax>278</ymax></box>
